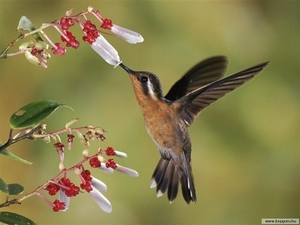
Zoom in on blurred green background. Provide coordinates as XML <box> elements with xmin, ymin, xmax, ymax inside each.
<box><xmin>0</xmin><ymin>1</ymin><xmax>299</xmax><ymax>225</ymax></box>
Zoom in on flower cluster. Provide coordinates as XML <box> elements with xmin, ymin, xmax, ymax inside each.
<box><xmin>60</xmin><ymin>31</ymin><xmax>80</xmax><ymax>49</ymax></box>
<box><xmin>25</xmin><ymin>119</ymin><xmax>138</xmax><ymax>213</ymax></box>
<box><xmin>18</xmin><ymin>41</ymin><xmax>51</xmax><ymax>68</ymax></box>
<box><xmin>82</xmin><ymin>20</ymin><xmax>99</xmax><ymax>44</ymax></box>
<box><xmin>0</xmin><ymin>6</ymin><xmax>143</xmax><ymax>68</ymax></box>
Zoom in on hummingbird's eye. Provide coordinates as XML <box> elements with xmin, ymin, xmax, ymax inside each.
<box><xmin>140</xmin><ymin>76</ymin><xmax>148</xmax><ymax>83</ymax></box>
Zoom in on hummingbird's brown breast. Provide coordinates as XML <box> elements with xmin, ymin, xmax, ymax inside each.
<box><xmin>139</xmin><ymin>98</ymin><xmax>186</xmax><ymax>158</ymax></box>
<box><xmin>128</xmin><ymin>72</ymin><xmax>190</xmax><ymax>158</ymax></box>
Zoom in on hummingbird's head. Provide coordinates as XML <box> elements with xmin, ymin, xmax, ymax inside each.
<box><xmin>119</xmin><ymin>63</ymin><xmax>164</xmax><ymax>101</ymax></box>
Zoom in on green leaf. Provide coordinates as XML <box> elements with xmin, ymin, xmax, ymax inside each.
<box><xmin>0</xmin><ymin>212</ymin><xmax>36</xmax><ymax>225</ymax></box>
<box><xmin>8</xmin><ymin>183</ymin><xmax>24</xmax><ymax>195</ymax></box>
<box><xmin>17</xmin><ymin>16</ymin><xmax>43</xmax><ymax>42</ymax></box>
<box><xmin>10</xmin><ymin>99</ymin><xmax>71</xmax><ymax>129</ymax></box>
<box><xmin>0</xmin><ymin>144</ymin><xmax>32</xmax><ymax>165</ymax></box>
<box><xmin>0</xmin><ymin>178</ymin><xmax>9</xmax><ymax>195</ymax></box>
<box><xmin>0</xmin><ymin>179</ymin><xmax>24</xmax><ymax>196</ymax></box>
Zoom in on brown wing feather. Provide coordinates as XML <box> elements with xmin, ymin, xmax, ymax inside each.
<box><xmin>165</xmin><ymin>56</ymin><xmax>229</xmax><ymax>101</ymax></box>
<box><xmin>179</xmin><ymin>61</ymin><xmax>269</xmax><ymax>126</ymax></box>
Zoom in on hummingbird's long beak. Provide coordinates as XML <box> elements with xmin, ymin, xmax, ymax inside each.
<box><xmin>119</xmin><ymin>63</ymin><xmax>135</xmax><ymax>74</ymax></box>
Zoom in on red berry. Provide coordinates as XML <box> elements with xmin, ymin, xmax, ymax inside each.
<box><xmin>60</xmin><ymin>17</ymin><xmax>74</xmax><ymax>30</ymax></box>
<box><xmin>54</xmin><ymin>142</ymin><xmax>65</xmax><ymax>151</ymax></box>
<box><xmin>82</xmin><ymin>20</ymin><xmax>99</xmax><ymax>44</ymax></box>
<box><xmin>89</xmin><ymin>157</ymin><xmax>101</xmax><ymax>168</ymax></box>
<box><xmin>106</xmin><ymin>159</ymin><xmax>117</xmax><ymax>169</ymax></box>
<box><xmin>45</xmin><ymin>183</ymin><xmax>60</xmax><ymax>196</ymax></box>
<box><xmin>51</xmin><ymin>43</ymin><xmax>66</xmax><ymax>55</ymax></box>
<box><xmin>105</xmin><ymin>147</ymin><xmax>115</xmax><ymax>156</ymax></box>
<box><xmin>80</xmin><ymin>181</ymin><xmax>93</xmax><ymax>192</ymax></box>
<box><xmin>52</xmin><ymin>199</ymin><xmax>65</xmax><ymax>212</ymax></box>
<box><xmin>100</xmin><ymin>18</ymin><xmax>113</xmax><ymax>30</ymax></box>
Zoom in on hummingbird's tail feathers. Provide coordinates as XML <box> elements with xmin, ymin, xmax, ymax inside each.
<box><xmin>181</xmin><ymin>164</ymin><xmax>197</xmax><ymax>204</ymax></box>
<box><xmin>156</xmin><ymin>159</ymin><xmax>174</xmax><ymax>196</ymax></box>
<box><xmin>180</xmin><ymin>61</ymin><xmax>269</xmax><ymax>126</ymax></box>
<box><xmin>151</xmin><ymin>157</ymin><xmax>196</xmax><ymax>204</ymax></box>
<box><xmin>167</xmin><ymin>164</ymin><xmax>179</xmax><ymax>202</ymax></box>
<box><xmin>150</xmin><ymin>157</ymin><xmax>169</xmax><ymax>189</ymax></box>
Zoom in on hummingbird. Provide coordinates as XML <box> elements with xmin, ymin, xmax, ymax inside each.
<box><xmin>119</xmin><ymin>56</ymin><xmax>269</xmax><ymax>204</ymax></box>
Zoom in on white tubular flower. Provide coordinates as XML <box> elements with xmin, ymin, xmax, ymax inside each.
<box><xmin>114</xmin><ymin>150</ymin><xmax>128</xmax><ymax>158</ymax></box>
<box><xmin>115</xmin><ymin>164</ymin><xmax>139</xmax><ymax>177</ymax></box>
<box><xmin>91</xmin><ymin>35</ymin><xmax>121</xmax><ymax>67</ymax></box>
<box><xmin>91</xmin><ymin>176</ymin><xmax>107</xmax><ymax>192</ymax></box>
<box><xmin>89</xmin><ymin>187</ymin><xmax>112</xmax><ymax>213</ymax></box>
<box><xmin>99</xmin><ymin>162</ymin><xmax>114</xmax><ymax>174</ymax></box>
<box><xmin>59</xmin><ymin>189</ymin><xmax>70</xmax><ymax>212</ymax></box>
<box><xmin>111</xmin><ymin>24</ymin><xmax>144</xmax><ymax>44</ymax></box>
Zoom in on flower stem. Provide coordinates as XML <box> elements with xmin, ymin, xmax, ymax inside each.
<box><xmin>0</xmin><ymin>125</ymin><xmax>42</xmax><ymax>152</ymax></box>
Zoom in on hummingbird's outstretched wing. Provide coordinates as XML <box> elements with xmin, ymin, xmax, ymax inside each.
<box><xmin>165</xmin><ymin>56</ymin><xmax>228</xmax><ymax>101</ymax></box>
<box><xmin>179</xmin><ymin>61</ymin><xmax>269</xmax><ymax>126</ymax></box>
